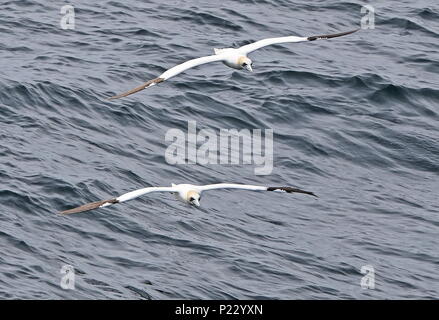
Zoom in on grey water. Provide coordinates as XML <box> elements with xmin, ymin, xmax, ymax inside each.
<box><xmin>0</xmin><ymin>0</ymin><xmax>438</xmax><ymax>299</ymax></box>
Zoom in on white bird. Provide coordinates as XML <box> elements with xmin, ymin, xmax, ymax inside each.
<box><xmin>59</xmin><ymin>183</ymin><xmax>316</xmax><ymax>214</ymax></box>
<box><xmin>107</xmin><ymin>28</ymin><xmax>359</xmax><ymax>100</ymax></box>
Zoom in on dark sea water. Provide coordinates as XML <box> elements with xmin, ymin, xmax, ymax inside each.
<box><xmin>0</xmin><ymin>0</ymin><xmax>438</xmax><ymax>299</ymax></box>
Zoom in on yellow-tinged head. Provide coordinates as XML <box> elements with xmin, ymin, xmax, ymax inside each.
<box><xmin>238</xmin><ymin>56</ymin><xmax>253</xmax><ymax>72</ymax></box>
<box><xmin>186</xmin><ymin>190</ymin><xmax>201</xmax><ymax>207</ymax></box>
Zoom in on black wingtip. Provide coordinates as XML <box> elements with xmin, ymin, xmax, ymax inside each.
<box><xmin>307</xmin><ymin>28</ymin><xmax>360</xmax><ymax>41</ymax></box>
<box><xmin>267</xmin><ymin>187</ymin><xmax>317</xmax><ymax>197</ymax></box>
<box><xmin>59</xmin><ymin>198</ymin><xmax>119</xmax><ymax>215</ymax></box>
<box><xmin>106</xmin><ymin>77</ymin><xmax>164</xmax><ymax>101</ymax></box>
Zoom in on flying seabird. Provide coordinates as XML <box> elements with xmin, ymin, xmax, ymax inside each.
<box><xmin>59</xmin><ymin>183</ymin><xmax>316</xmax><ymax>214</ymax></box>
<box><xmin>107</xmin><ymin>28</ymin><xmax>359</xmax><ymax>100</ymax></box>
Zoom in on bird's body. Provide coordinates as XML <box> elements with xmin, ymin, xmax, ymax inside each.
<box><xmin>171</xmin><ymin>183</ymin><xmax>200</xmax><ymax>206</ymax></box>
<box><xmin>213</xmin><ymin>48</ymin><xmax>248</xmax><ymax>70</ymax></box>
<box><xmin>60</xmin><ymin>183</ymin><xmax>316</xmax><ymax>215</ymax></box>
<box><xmin>107</xmin><ymin>28</ymin><xmax>359</xmax><ymax>100</ymax></box>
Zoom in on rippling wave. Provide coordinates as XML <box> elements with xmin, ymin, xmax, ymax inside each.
<box><xmin>0</xmin><ymin>0</ymin><xmax>438</xmax><ymax>299</ymax></box>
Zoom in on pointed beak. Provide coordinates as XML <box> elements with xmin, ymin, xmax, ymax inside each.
<box><xmin>192</xmin><ymin>199</ymin><xmax>200</xmax><ymax>207</ymax></box>
<box><xmin>246</xmin><ymin>64</ymin><xmax>253</xmax><ymax>72</ymax></box>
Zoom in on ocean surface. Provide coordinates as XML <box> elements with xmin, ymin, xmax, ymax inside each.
<box><xmin>0</xmin><ymin>0</ymin><xmax>438</xmax><ymax>299</ymax></box>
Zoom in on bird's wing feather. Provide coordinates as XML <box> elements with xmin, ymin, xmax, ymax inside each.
<box><xmin>239</xmin><ymin>36</ymin><xmax>308</xmax><ymax>54</ymax></box>
<box><xmin>107</xmin><ymin>77</ymin><xmax>164</xmax><ymax>100</ymax></box>
<box><xmin>59</xmin><ymin>186</ymin><xmax>177</xmax><ymax>215</ymax></box>
<box><xmin>160</xmin><ymin>54</ymin><xmax>226</xmax><ymax>80</ymax></box>
<box><xmin>239</xmin><ymin>28</ymin><xmax>360</xmax><ymax>54</ymax></box>
<box><xmin>197</xmin><ymin>184</ymin><xmax>316</xmax><ymax>197</ymax></box>
<box><xmin>107</xmin><ymin>54</ymin><xmax>226</xmax><ymax>100</ymax></box>
<box><xmin>197</xmin><ymin>183</ymin><xmax>268</xmax><ymax>192</ymax></box>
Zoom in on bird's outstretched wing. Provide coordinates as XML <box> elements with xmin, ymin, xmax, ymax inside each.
<box><xmin>107</xmin><ymin>77</ymin><xmax>164</xmax><ymax>100</ymax></box>
<box><xmin>59</xmin><ymin>186</ymin><xmax>177</xmax><ymax>215</ymax></box>
<box><xmin>196</xmin><ymin>183</ymin><xmax>317</xmax><ymax>197</ymax></box>
<box><xmin>239</xmin><ymin>28</ymin><xmax>360</xmax><ymax>54</ymax></box>
<box><xmin>107</xmin><ymin>54</ymin><xmax>226</xmax><ymax>100</ymax></box>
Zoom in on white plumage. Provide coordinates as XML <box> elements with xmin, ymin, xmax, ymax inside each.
<box><xmin>238</xmin><ymin>35</ymin><xmax>307</xmax><ymax>54</ymax></box>
<box><xmin>159</xmin><ymin>55</ymin><xmax>225</xmax><ymax>80</ymax></box>
<box><xmin>107</xmin><ymin>28</ymin><xmax>359</xmax><ymax>100</ymax></box>
<box><xmin>60</xmin><ymin>183</ymin><xmax>316</xmax><ymax>214</ymax></box>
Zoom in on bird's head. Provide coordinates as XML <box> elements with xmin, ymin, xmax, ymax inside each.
<box><xmin>187</xmin><ymin>191</ymin><xmax>201</xmax><ymax>207</ymax></box>
<box><xmin>240</xmin><ymin>56</ymin><xmax>253</xmax><ymax>72</ymax></box>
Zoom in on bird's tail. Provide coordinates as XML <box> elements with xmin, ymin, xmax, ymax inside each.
<box><xmin>213</xmin><ymin>47</ymin><xmax>233</xmax><ymax>55</ymax></box>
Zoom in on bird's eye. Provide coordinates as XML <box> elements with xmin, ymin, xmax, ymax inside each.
<box><xmin>189</xmin><ymin>197</ymin><xmax>195</xmax><ymax>202</ymax></box>
<box><xmin>242</xmin><ymin>63</ymin><xmax>247</xmax><ymax>67</ymax></box>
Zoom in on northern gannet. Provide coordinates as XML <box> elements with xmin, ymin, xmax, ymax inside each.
<box><xmin>60</xmin><ymin>183</ymin><xmax>316</xmax><ymax>214</ymax></box>
<box><xmin>108</xmin><ymin>28</ymin><xmax>359</xmax><ymax>100</ymax></box>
